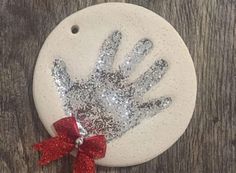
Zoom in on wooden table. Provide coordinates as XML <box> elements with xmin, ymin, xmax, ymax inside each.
<box><xmin>0</xmin><ymin>0</ymin><xmax>235</xmax><ymax>172</ymax></box>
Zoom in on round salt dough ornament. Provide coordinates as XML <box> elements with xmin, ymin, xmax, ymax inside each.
<box><xmin>33</xmin><ymin>3</ymin><xmax>197</xmax><ymax>167</ymax></box>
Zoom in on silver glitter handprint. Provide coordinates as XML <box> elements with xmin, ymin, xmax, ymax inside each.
<box><xmin>52</xmin><ymin>31</ymin><xmax>172</xmax><ymax>141</ymax></box>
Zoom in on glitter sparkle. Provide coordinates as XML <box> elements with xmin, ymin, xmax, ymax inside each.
<box><xmin>51</xmin><ymin>31</ymin><xmax>172</xmax><ymax>141</ymax></box>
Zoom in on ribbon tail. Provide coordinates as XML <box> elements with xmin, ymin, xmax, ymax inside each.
<box><xmin>33</xmin><ymin>136</ymin><xmax>74</xmax><ymax>165</ymax></box>
<box><xmin>73</xmin><ymin>152</ymin><xmax>95</xmax><ymax>173</ymax></box>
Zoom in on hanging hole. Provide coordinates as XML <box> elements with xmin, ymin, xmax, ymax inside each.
<box><xmin>71</xmin><ymin>25</ymin><xmax>79</xmax><ymax>34</ymax></box>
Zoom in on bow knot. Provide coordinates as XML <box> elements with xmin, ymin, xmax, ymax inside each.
<box><xmin>75</xmin><ymin>137</ymin><xmax>84</xmax><ymax>148</ymax></box>
<box><xmin>34</xmin><ymin>117</ymin><xmax>106</xmax><ymax>173</ymax></box>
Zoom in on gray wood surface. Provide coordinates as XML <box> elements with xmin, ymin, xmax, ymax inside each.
<box><xmin>0</xmin><ymin>0</ymin><xmax>235</xmax><ymax>172</ymax></box>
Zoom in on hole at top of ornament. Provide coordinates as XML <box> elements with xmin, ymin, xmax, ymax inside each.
<box><xmin>71</xmin><ymin>25</ymin><xmax>79</xmax><ymax>34</ymax></box>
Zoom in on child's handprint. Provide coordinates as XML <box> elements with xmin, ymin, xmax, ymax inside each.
<box><xmin>52</xmin><ymin>31</ymin><xmax>172</xmax><ymax>141</ymax></box>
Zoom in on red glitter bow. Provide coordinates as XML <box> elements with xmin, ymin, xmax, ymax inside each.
<box><xmin>34</xmin><ymin>117</ymin><xmax>106</xmax><ymax>173</ymax></box>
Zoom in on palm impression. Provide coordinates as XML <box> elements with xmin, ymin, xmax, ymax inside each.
<box><xmin>52</xmin><ymin>31</ymin><xmax>172</xmax><ymax>141</ymax></box>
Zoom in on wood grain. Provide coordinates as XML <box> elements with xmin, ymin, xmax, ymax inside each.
<box><xmin>0</xmin><ymin>0</ymin><xmax>235</xmax><ymax>172</ymax></box>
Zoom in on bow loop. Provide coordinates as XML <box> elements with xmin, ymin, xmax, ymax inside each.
<box><xmin>53</xmin><ymin>116</ymin><xmax>80</xmax><ymax>141</ymax></box>
<box><xmin>80</xmin><ymin>135</ymin><xmax>106</xmax><ymax>159</ymax></box>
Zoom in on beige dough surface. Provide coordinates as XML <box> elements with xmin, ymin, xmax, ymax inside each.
<box><xmin>33</xmin><ymin>3</ymin><xmax>197</xmax><ymax>167</ymax></box>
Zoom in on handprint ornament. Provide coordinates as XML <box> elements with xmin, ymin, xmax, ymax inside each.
<box><xmin>33</xmin><ymin>3</ymin><xmax>197</xmax><ymax>167</ymax></box>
